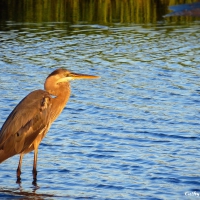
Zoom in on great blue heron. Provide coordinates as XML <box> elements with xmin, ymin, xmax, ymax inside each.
<box><xmin>0</xmin><ymin>68</ymin><xmax>99</xmax><ymax>183</ymax></box>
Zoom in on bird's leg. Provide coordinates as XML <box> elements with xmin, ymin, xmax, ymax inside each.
<box><xmin>32</xmin><ymin>148</ymin><xmax>38</xmax><ymax>184</ymax></box>
<box><xmin>16</xmin><ymin>154</ymin><xmax>24</xmax><ymax>183</ymax></box>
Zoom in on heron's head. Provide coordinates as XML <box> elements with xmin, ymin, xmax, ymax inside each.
<box><xmin>44</xmin><ymin>68</ymin><xmax>99</xmax><ymax>95</ymax></box>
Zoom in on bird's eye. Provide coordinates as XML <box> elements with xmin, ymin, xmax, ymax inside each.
<box><xmin>65</xmin><ymin>73</ymin><xmax>70</xmax><ymax>77</ymax></box>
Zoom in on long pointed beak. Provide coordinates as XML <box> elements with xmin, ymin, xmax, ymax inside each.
<box><xmin>56</xmin><ymin>72</ymin><xmax>100</xmax><ymax>84</ymax></box>
<box><xmin>70</xmin><ymin>72</ymin><xmax>100</xmax><ymax>80</ymax></box>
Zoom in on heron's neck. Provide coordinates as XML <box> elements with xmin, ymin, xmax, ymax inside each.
<box><xmin>49</xmin><ymin>84</ymin><xmax>71</xmax><ymax>122</ymax></box>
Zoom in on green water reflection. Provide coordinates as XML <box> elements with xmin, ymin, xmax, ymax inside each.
<box><xmin>0</xmin><ymin>0</ymin><xmax>199</xmax><ymax>25</ymax></box>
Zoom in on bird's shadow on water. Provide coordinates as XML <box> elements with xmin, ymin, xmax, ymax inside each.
<box><xmin>0</xmin><ymin>182</ymin><xmax>55</xmax><ymax>200</ymax></box>
<box><xmin>0</xmin><ymin>181</ymin><xmax>95</xmax><ymax>200</ymax></box>
<box><xmin>0</xmin><ymin>180</ymin><xmax>90</xmax><ymax>199</ymax></box>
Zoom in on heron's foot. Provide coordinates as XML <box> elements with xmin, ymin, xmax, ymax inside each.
<box><xmin>16</xmin><ymin>166</ymin><xmax>21</xmax><ymax>184</ymax></box>
<box><xmin>32</xmin><ymin>178</ymin><xmax>37</xmax><ymax>185</ymax></box>
<box><xmin>16</xmin><ymin>176</ymin><xmax>21</xmax><ymax>184</ymax></box>
<box><xmin>32</xmin><ymin>169</ymin><xmax>37</xmax><ymax>185</ymax></box>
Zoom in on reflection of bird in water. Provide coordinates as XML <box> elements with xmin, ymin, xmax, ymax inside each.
<box><xmin>0</xmin><ymin>68</ymin><xmax>99</xmax><ymax>183</ymax></box>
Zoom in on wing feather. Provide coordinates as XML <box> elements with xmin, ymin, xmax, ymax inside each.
<box><xmin>0</xmin><ymin>90</ymin><xmax>52</xmax><ymax>154</ymax></box>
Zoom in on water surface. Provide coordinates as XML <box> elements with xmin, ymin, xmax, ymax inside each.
<box><xmin>0</xmin><ymin>7</ymin><xmax>200</xmax><ymax>200</ymax></box>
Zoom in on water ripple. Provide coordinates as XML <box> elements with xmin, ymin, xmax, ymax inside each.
<box><xmin>0</xmin><ymin>22</ymin><xmax>200</xmax><ymax>199</ymax></box>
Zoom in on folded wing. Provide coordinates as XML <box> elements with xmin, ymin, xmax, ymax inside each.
<box><xmin>0</xmin><ymin>90</ymin><xmax>52</xmax><ymax>162</ymax></box>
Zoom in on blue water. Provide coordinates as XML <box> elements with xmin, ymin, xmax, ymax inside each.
<box><xmin>0</xmin><ymin>21</ymin><xmax>200</xmax><ymax>199</ymax></box>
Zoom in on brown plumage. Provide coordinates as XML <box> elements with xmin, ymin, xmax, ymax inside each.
<box><xmin>0</xmin><ymin>68</ymin><xmax>99</xmax><ymax>183</ymax></box>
